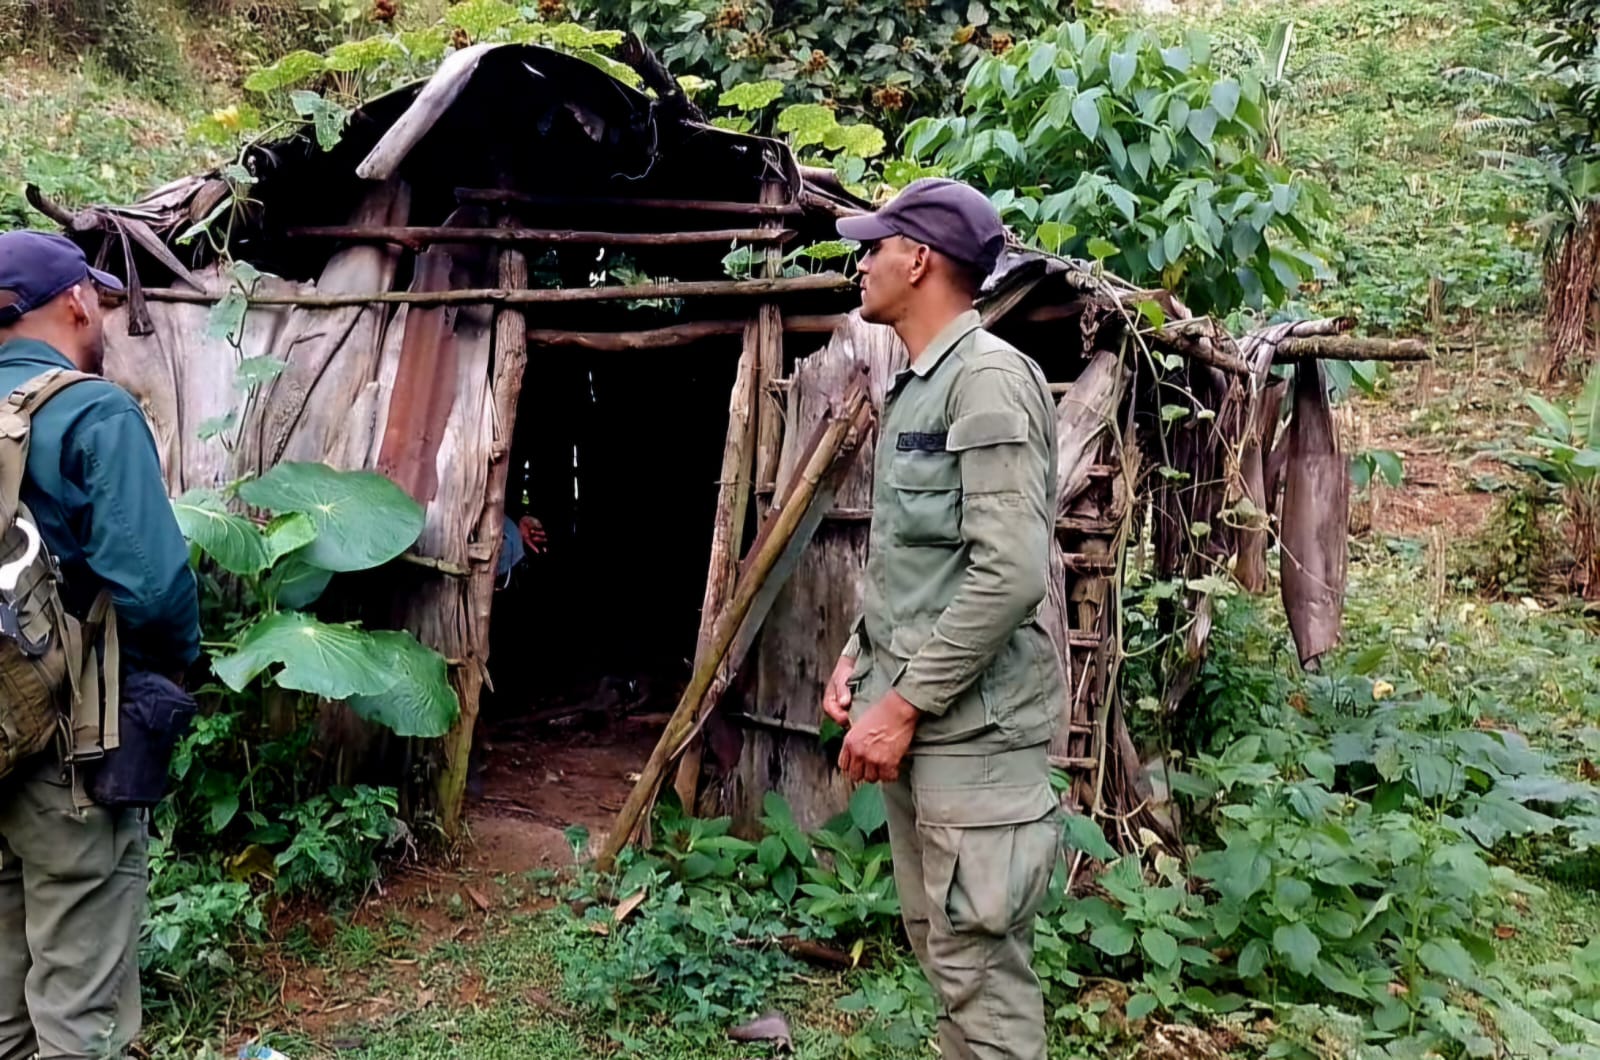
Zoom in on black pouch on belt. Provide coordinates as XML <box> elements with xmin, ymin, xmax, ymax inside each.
<box><xmin>87</xmin><ymin>671</ymin><xmax>198</xmax><ymax>808</ymax></box>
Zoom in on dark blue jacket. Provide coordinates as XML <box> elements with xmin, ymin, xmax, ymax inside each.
<box><xmin>0</xmin><ymin>339</ymin><xmax>200</xmax><ymax>674</ymax></box>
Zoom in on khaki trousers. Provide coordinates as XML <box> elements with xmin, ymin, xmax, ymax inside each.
<box><xmin>0</xmin><ymin>757</ymin><xmax>145</xmax><ymax>1060</ymax></box>
<box><xmin>884</xmin><ymin>745</ymin><xmax>1060</xmax><ymax>1060</ymax></box>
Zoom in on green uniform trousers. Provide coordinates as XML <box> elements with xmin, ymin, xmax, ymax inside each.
<box><xmin>0</xmin><ymin>757</ymin><xmax>145</xmax><ymax>1060</ymax></box>
<box><xmin>884</xmin><ymin>745</ymin><xmax>1060</xmax><ymax>1060</ymax></box>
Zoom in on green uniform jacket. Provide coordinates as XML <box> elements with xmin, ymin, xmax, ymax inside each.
<box><xmin>847</xmin><ymin>310</ymin><xmax>1064</xmax><ymax>758</ymax></box>
<box><xmin>0</xmin><ymin>339</ymin><xmax>200</xmax><ymax>674</ymax></box>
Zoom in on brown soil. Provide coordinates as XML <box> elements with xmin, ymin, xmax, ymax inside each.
<box><xmin>231</xmin><ymin>713</ymin><xmax>663</xmax><ymax>1050</ymax></box>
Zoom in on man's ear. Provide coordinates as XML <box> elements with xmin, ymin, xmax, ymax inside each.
<box><xmin>65</xmin><ymin>284</ymin><xmax>93</xmax><ymax>326</ymax></box>
<box><xmin>907</xmin><ymin>244</ymin><xmax>930</xmax><ymax>287</ymax></box>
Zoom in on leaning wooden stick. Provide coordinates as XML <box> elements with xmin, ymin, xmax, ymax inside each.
<box><xmin>596</xmin><ymin>374</ymin><xmax>875</xmax><ymax>872</ymax></box>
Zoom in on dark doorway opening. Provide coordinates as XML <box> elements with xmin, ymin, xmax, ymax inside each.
<box><xmin>478</xmin><ymin>335</ymin><xmax>740</xmax><ymax>763</ymax></box>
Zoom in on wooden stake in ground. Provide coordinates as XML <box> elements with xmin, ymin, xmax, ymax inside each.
<box><xmin>597</xmin><ymin>376</ymin><xmax>875</xmax><ymax>872</ymax></box>
<box><xmin>673</xmin><ymin>174</ymin><xmax>793</xmax><ymax>812</ymax></box>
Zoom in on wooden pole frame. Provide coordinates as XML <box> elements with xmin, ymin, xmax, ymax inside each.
<box><xmin>133</xmin><ymin>273</ymin><xmax>854</xmax><ymax>309</ymax></box>
<box><xmin>597</xmin><ymin>378</ymin><xmax>874</xmax><ymax>872</ymax></box>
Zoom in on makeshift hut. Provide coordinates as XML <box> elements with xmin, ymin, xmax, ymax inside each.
<box><xmin>28</xmin><ymin>40</ymin><xmax>1425</xmax><ymax>851</ymax></box>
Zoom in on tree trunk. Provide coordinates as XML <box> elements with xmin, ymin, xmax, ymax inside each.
<box><xmin>1541</xmin><ymin>201</ymin><xmax>1600</xmax><ymax>384</ymax></box>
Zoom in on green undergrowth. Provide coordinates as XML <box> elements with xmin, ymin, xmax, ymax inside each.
<box><xmin>1193</xmin><ymin>0</ymin><xmax>1540</xmax><ymax>335</ymax></box>
<box><xmin>0</xmin><ymin>57</ymin><xmax>212</xmax><ymax>228</ymax></box>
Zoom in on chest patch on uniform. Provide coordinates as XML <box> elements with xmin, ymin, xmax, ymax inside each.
<box><xmin>896</xmin><ymin>431</ymin><xmax>948</xmax><ymax>452</ymax></box>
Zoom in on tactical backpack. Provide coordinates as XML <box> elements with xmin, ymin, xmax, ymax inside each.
<box><xmin>0</xmin><ymin>369</ymin><xmax>120</xmax><ymax>789</ymax></box>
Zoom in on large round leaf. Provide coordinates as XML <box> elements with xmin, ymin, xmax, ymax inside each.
<box><xmin>238</xmin><ymin>463</ymin><xmax>424</xmax><ymax>572</ymax></box>
<box><xmin>173</xmin><ymin>490</ymin><xmax>270</xmax><ymax>576</ymax></box>
<box><xmin>212</xmin><ymin>612</ymin><xmax>395</xmax><ymax>699</ymax></box>
<box><xmin>266</xmin><ymin>553</ymin><xmax>335</xmax><ymax>610</ymax></box>
<box><xmin>347</xmin><ymin>631</ymin><xmax>460</xmax><ymax>738</ymax></box>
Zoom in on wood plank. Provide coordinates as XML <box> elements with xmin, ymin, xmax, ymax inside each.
<box><xmin>525</xmin><ymin>315</ymin><xmax>842</xmax><ymax>351</ymax></box>
<box><xmin>284</xmin><ymin>225</ymin><xmax>797</xmax><ymax>248</ymax></box>
<box><xmin>456</xmin><ymin>187</ymin><xmax>804</xmax><ymax>216</ymax></box>
<box><xmin>136</xmin><ymin>273</ymin><xmax>855</xmax><ymax>309</ymax></box>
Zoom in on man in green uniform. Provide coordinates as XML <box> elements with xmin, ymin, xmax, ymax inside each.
<box><xmin>821</xmin><ymin>180</ymin><xmax>1063</xmax><ymax>1060</ymax></box>
<box><xmin>0</xmin><ymin>231</ymin><xmax>201</xmax><ymax>1059</ymax></box>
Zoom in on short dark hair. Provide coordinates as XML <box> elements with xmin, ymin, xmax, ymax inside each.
<box><xmin>934</xmin><ymin>250</ymin><xmax>985</xmax><ymax>300</ymax></box>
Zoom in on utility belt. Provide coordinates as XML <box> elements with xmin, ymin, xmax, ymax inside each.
<box><xmin>57</xmin><ymin>594</ymin><xmax>194</xmax><ymax>812</ymax></box>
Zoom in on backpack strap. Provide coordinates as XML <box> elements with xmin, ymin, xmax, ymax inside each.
<box><xmin>0</xmin><ymin>369</ymin><xmax>96</xmax><ymax>532</ymax></box>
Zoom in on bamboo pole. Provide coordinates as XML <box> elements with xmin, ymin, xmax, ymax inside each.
<box><xmin>135</xmin><ymin>274</ymin><xmax>854</xmax><ymax>309</ymax></box>
<box><xmin>596</xmin><ymin>380</ymin><xmax>874</xmax><ymax>872</ymax></box>
<box><xmin>283</xmin><ymin>225</ymin><xmax>796</xmax><ymax>248</ymax></box>
<box><xmin>524</xmin><ymin>315</ymin><xmax>842</xmax><ymax>351</ymax></box>
<box><xmin>455</xmin><ymin>187</ymin><xmax>804</xmax><ymax>217</ymax></box>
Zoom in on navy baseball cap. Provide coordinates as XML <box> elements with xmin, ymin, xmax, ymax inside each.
<box><xmin>837</xmin><ymin>178</ymin><xmax>1006</xmax><ymax>275</ymax></box>
<box><xmin>0</xmin><ymin>231</ymin><xmax>124</xmax><ymax>326</ymax></box>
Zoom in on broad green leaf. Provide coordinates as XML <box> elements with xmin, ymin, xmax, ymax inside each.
<box><xmin>238</xmin><ymin>463</ymin><xmax>424</xmax><ymax>573</ymax></box>
<box><xmin>1136</xmin><ymin>300</ymin><xmax>1166</xmax><ymax>328</ymax></box>
<box><xmin>1141</xmin><ymin>927</ymin><xmax>1179</xmax><ymax>968</ymax></box>
<box><xmin>777</xmin><ymin>103</ymin><xmax>838</xmax><ymax>149</ymax></box>
<box><xmin>1237</xmin><ymin>937</ymin><xmax>1269</xmax><ymax>978</ymax></box>
<box><xmin>213</xmin><ymin>612</ymin><xmax>395</xmax><ymax>698</ymax></box>
<box><xmin>346</xmin><ymin>630</ymin><xmax>461</xmax><ymax>738</ymax></box>
<box><xmin>174</xmin><ymin>490</ymin><xmax>269</xmax><ymax>576</ymax></box>
<box><xmin>848</xmin><ymin>783</ymin><xmax>887</xmax><ymax>834</ymax></box>
<box><xmin>1036</xmin><ymin>221</ymin><xmax>1077</xmax><ymax>253</ymax></box>
<box><xmin>1149</xmin><ymin>130</ymin><xmax>1172</xmax><ymax>170</ymax></box>
<box><xmin>1160</xmin><ymin>45</ymin><xmax>1191</xmax><ymax>72</ymax></box>
<box><xmin>1526</xmin><ymin>393</ymin><xmax>1572</xmax><ymax>439</ymax></box>
<box><xmin>757</xmin><ymin>834</ymin><xmax>787</xmax><ymax>873</ymax></box>
<box><xmin>1089</xmin><ymin>921</ymin><xmax>1135</xmax><ymax>956</ymax></box>
<box><xmin>234</xmin><ymin>356</ymin><xmax>286</xmax><ymax>391</ymax></box>
<box><xmin>1577</xmin><ymin>363</ymin><xmax>1600</xmax><ymax>450</ymax></box>
<box><xmin>1186</xmin><ymin>106</ymin><xmax>1219</xmax><ymax>148</ymax></box>
<box><xmin>717</xmin><ymin>80</ymin><xmax>784</xmax><ymax>112</ymax></box>
<box><xmin>1210</xmin><ymin>79</ymin><xmax>1241</xmax><ymax>121</ymax></box>
<box><xmin>446</xmin><ymin>0</ymin><xmax>519</xmax><ymax>37</ymax></box>
<box><xmin>1105</xmin><ymin>185</ymin><xmax>1137</xmax><ymax>224</ymax></box>
<box><xmin>1371</xmin><ymin>450</ymin><xmax>1404</xmax><ymax>487</ymax></box>
<box><xmin>1061</xmin><ymin>813</ymin><xmax>1116</xmax><ymax>861</ymax></box>
<box><xmin>772</xmin><ymin>864</ymin><xmax>798</xmax><ymax>903</ymax></box>
<box><xmin>243</xmin><ymin>50</ymin><xmax>325</xmax><ymax>94</ymax></box>
<box><xmin>1071</xmin><ymin>92</ymin><xmax>1100</xmax><ymax>141</ymax></box>
<box><xmin>822</xmin><ymin>122</ymin><xmax>887</xmax><ymax>159</ymax></box>
<box><xmin>1272</xmin><ymin>922</ymin><xmax>1321</xmax><ymax>975</ymax></box>
<box><xmin>197</xmin><ymin>411</ymin><xmax>237</xmax><ymax>442</ymax></box>
<box><xmin>207</xmin><ymin>290</ymin><xmax>247</xmax><ymax>344</ymax></box>
<box><xmin>1128</xmin><ymin>141</ymin><xmax>1152</xmax><ymax>180</ymax></box>
<box><xmin>1086</xmin><ymin>237</ymin><xmax>1119</xmax><ymax>261</ymax></box>
<box><xmin>289</xmin><ymin>91</ymin><xmax>350</xmax><ymax>152</ymax></box>
<box><xmin>1109</xmin><ymin>50</ymin><xmax>1137</xmax><ymax>94</ymax></box>
<box><xmin>262</xmin><ymin>512</ymin><xmax>317</xmax><ymax>567</ymax></box>
<box><xmin>1125</xmin><ymin>993</ymin><xmax>1159</xmax><ymax>1020</ymax></box>
<box><xmin>1418</xmin><ymin>938</ymin><xmax>1478</xmax><ymax>982</ymax></box>
<box><xmin>267</xmin><ymin>554</ymin><xmax>334</xmax><ymax>610</ymax></box>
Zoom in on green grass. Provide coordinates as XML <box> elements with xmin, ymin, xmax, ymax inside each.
<box><xmin>1199</xmin><ymin>0</ymin><xmax>1540</xmax><ymax>335</ymax></box>
<box><xmin>0</xmin><ymin>56</ymin><xmax>213</xmax><ymax>229</ymax></box>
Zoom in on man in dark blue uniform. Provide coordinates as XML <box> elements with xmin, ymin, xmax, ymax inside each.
<box><xmin>0</xmin><ymin>231</ymin><xmax>200</xmax><ymax>1059</ymax></box>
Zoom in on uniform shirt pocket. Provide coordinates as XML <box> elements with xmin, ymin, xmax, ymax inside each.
<box><xmin>887</xmin><ymin>442</ymin><xmax>962</xmax><ymax>546</ymax></box>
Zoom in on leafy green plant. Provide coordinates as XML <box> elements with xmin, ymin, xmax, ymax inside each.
<box><xmin>174</xmin><ymin>461</ymin><xmax>458</xmax><ymax>738</ymax></box>
<box><xmin>572</xmin><ymin>0</ymin><xmax>1071</xmax><ymax>134</ymax></box>
<box><xmin>903</xmin><ymin>20</ymin><xmax>1334</xmax><ymax>315</ymax></box>
<box><xmin>1514</xmin><ymin>365</ymin><xmax>1600</xmax><ymax>596</ymax></box>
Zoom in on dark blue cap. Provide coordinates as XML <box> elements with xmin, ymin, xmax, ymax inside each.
<box><xmin>0</xmin><ymin>231</ymin><xmax>124</xmax><ymax>326</ymax></box>
<box><xmin>837</xmin><ymin>178</ymin><xmax>1006</xmax><ymax>275</ymax></box>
